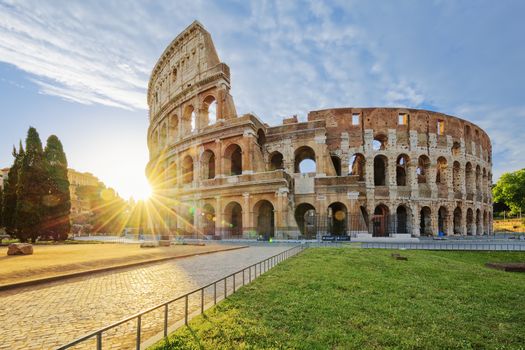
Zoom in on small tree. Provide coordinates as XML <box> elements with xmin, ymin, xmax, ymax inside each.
<box><xmin>15</xmin><ymin>127</ymin><xmax>47</xmax><ymax>243</ymax></box>
<box><xmin>493</xmin><ymin>168</ymin><xmax>525</xmax><ymax>215</ymax></box>
<box><xmin>2</xmin><ymin>144</ymin><xmax>24</xmax><ymax>237</ymax></box>
<box><xmin>42</xmin><ymin>135</ymin><xmax>71</xmax><ymax>241</ymax></box>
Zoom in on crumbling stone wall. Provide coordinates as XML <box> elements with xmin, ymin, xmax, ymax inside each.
<box><xmin>146</xmin><ymin>22</ymin><xmax>493</xmax><ymax>239</ymax></box>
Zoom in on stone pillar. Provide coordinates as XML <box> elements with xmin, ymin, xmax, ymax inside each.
<box><xmin>215</xmin><ymin>196</ymin><xmax>223</xmax><ymax>237</ymax></box>
<box><xmin>242</xmin><ymin>130</ymin><xmax>255</xmax><ymax>174</ymax></box>
<box><xmin>215</xmin><ymin>139</ymin><xmax>223</xmax><ymax>177</ymax></box>
<box><xmin>242</xmin><ymin>192</ymin><xmax>251</xmax><ymax>237</ymax></box>
<box><xmin>315</xmin><ymin>133</ymin><xmax>327</xmax><ymax>176</ymax></box>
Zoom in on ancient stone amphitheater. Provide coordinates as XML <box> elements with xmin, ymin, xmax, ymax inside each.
<box><xmin>146</xmin><ymin>21</ymin><xmax>493</xmax><ymax>240</ymax></box>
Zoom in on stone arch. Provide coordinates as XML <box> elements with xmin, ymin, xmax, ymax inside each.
<box><xmin>372</xmin><ymin>134</ymin><xmax>388</xmax><ymax>151</ymax></box>
<box><xmin>182</xmin><ymin>155</ymin><xmax>194</xmax><ymax>184</ymax></box>
<box><xmin>168</xmin><ymin>113</ymin><xmax>178</xmax><ymax>141</ymax></box>
<box><xmin>396</xmin><ymin>205</ymin><xmax>411</xmax><ymax>234</ymax></box>
<box><xmin>417</xmin><ymin>155</ymin><xmax>431</xmax><ymax>183</ymax></box>
<box><xmin>466</xmin><ymin>208</ymin><xmax>474</xmax><ymax>235</ymax></box>
<box><xmin>328</xmin><ymin>202</ymin><xmax>347</xmax><ymax>235</ymax></box>
<box><xmin>465</xmin><ymin>162</ymin><xmax>474</xmax><ymax>196</ymax></box>
<box><xmin>202</xmin><ymin>203</ymin><xmax>215</xmax><ymax>236</ymax></box>
<box><xmin>438</xmin><ymin>206</ymin><xmax>448</xmax><ymax>235</ymax></box>
<box><xmin>475</xmin><ymin>165</ymin><xmax>482</xmax><ymax>194</ymax></box>
<box><xmin>436</xmin><ymin>157</ymin><xmax>448</xmax><ymax>185</ymax></box>
<box><xmin>374</xmin><ymin>155</ymin><xmax>388</xmax><ymax>186</ymax></box>
<box><xmin>451</xmin><ymin>141</ymin><xmax>461</xmax><ymax>157</ymax></box>
<box><xmin>200</xmin><ymin>150</ymin><xmax>215</xmax><ymax>180</ymax></box>
<box><xmin>160</xmin><ymin>123</ymin><xmax>168</xmax><ymax>148</ymax></box>
<box><xmin>476</xmin><ymin>209</ymin><xmax>482</xmax><ymax>235</ymax></box>
<box><xmin>349</xmin><ymin>153</ymin><xmax>365</xmax><ymax>181</ymax></box>
<box><xmin>182</xmin><ymin>105</ymin><xmax>196</xmax><ymax>134</ymax></box>
<box><xmin>372</xmin><ymin>204</ymin><xmax>390</xmax><ymax>237</ymax></box>
<box><xmin>224</xmin><ymin>201</ymin><xmax>243</xmax><ymax>237</ymax></box>
<box><xmin>294</xmin><ymin>203</ymin><xmax>316</xmax><ymax>238</ymax></box>
<box><xmin>483</xmin><ymin>210</ymin><xmax>489</xmax><ymax>235</ymax></box>
<box><xmin>453</xmin><ymin>207</ymin><xmax>462</xmax><ymax>235</ymax></box>
<box><xmin>254</xmin><ymin>200</ymin><xmax>274</xmax><ymax>238</ymax></box>
<box><xmin>420</xmin><ymin>206</ymin><xmax>432</xmax><ymax>236</ymax></box>
<box><xmin>224</xmin><ymin>144</ymin><xmax>243</xmax><ymax>176</ymax></box>
<box><xmin>202</xmin><ymin>95</ymin><xmax>217</xmax><ymax>125</ymax></box>
<box><xmin>257</xmin><ymin>129</ymin><xmax>266</xmax><ymax>148</ymax></box>
<box><xmin>331</xmin><ymin>155</ymin><xmax>342</xmax><ymax>176</ymax></box>
<box><xmin>453</xmin><ymin>161</ymin><xmax>461</xmax><ymax>193</ymax></box>
<box><xmin>294</xmin><ymin>146</ymin><xmax>316</xmax><ymax>173</ymax></box>
<box><xmin>396</xmin><ymin>154</ymin><xmax>410</xmax><ymax>186</ymax></box>
<box><xmin>269</xmin><ymin>151</ymin><xmax>284</xmax><ymax>171</ymax></box>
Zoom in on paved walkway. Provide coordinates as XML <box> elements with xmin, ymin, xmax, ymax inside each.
<box><xmin>0</xmin><ymin>245</ymin><xmax>291</xmax><ymax>350</ymax></box>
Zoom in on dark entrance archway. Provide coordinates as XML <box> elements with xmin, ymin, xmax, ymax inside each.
<box><xmin>420</xmin><ymin>206</ymin><xmax>432</xmax><ymax>236</ymax></box>
<box><xmin>224</xmin><ymin>202</ymin><xmax>242</xmax><ymax>237</ymax></box>
<box><xmin>328</xmin><ymin>202</ymin><xmax>347</xmax><ymax>235</ymax></box>
<box><xmin>373</xmin><ymin>205</ymin><xmax>389</xmax><ymax>237</ymax></box>
<box><xmin>254</xmin><ymin>200</ymin><xmax>275</xmax><ymax>238</ymax></box>
<box><xmin>202</xmin><ymin>204</ymin><xmax>215</xmax><ymax>236</ymax></box>
<box><xmin>295</xmin><ymin>203</ymin><xmax>316</xmax><ymax>238</ymax></box>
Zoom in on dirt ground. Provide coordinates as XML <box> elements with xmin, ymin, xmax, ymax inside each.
<box><xmin>0</xmin><ymin>243</ymin><xmax>242</xmax><ymax>286</ymax></box>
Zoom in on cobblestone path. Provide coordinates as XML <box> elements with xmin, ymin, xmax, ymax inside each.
<box><xmin>0</xmin><ymin>245</ymin><xmax>291</xmax><ymax>350</ymax></box>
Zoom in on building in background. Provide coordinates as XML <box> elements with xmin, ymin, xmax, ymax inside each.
<box><xmin>67</xmin><ymin>168</ymin><xmax>100</xmax><ymax>215</ymax></box>
<box><xmin>0</xmin><ymin>167</ymin><xmax>9</xmax><ymax>190</ymax></box>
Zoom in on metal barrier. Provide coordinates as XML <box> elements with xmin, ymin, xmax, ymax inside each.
<box><xmin>57</xmin><ymin>245</ymin><xmax>306</xmax><ymax>350</ymax></box>
<box><xmin>361</xmin><ymin>242</ymin><xmax>525</xmax><ymax>251</ymax></box>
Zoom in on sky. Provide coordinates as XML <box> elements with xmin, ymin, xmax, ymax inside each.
<box><xmin>0</xmin><ymin>0</ymin><xmax>524</xmax><ymax>200</ymax></box>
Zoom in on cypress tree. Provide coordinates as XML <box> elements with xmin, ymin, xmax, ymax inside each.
<box><xmin>43</xmin><ymin>135</ymin><xmax>71</xmax><ymax>241</ymax></box>
<box><xmin>2</xmin><ymin>144</ymin><xmax>24</xmax><ymax>237</ymax></box>
<box><xmin>15</xmin><ymin>127</ymin><xmax>46</xmax><ymax>243</ymax></box>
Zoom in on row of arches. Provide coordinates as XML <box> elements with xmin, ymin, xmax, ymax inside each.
<box><xmin>151</xmin><ymin>96</ymin><xmax>218</xmax><ymax>151</ymax></box>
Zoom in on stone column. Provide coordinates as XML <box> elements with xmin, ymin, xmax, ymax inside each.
<box><xmin>242</xmin><ymin>192</ymin><xmax>251</xmax><ymax>237</ymax></box>
<box><xmin>215</xmin><ymin>196</ymin><xmax>223</xmax><ymax>237</ymax></box>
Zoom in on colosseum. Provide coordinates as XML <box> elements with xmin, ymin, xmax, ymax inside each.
<box><xmin>146</xmin><ymin>21</ymin><xmax>493</xmax><ymax>240</ymax></box>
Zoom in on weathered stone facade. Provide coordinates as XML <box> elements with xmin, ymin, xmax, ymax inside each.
<box><xmin>146</xmin><ymin>21</ymin><xmax>493</xmax><ymax>239</ymax></box>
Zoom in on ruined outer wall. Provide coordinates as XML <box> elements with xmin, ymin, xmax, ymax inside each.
<box><xmin>146</xmin><ymin>22</ymin><xmax>493</xmax><ymax>238</ymax></box>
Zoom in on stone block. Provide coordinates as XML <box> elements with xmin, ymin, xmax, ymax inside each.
<box><xmin>7</xmin><ymin>243</ymin><xmax>33</xmax><ymax>255</ymax></box>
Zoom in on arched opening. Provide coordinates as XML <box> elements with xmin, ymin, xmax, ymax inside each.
<box><xmin>465</xmin><ymin>162</ymin><xmax>474</xmax><ymax>196</ymax></box>
<box><xmin>417</xmin><ymin>155</ymin><xmax>430</xmax><ymax>183</ymax></box>
<box><xmin>160</xmin><ymin>123</ymin><xmax>167</xmax><ymax>148</ymax></box>
<box><xmin>483</xmin><ymin>211</ymin><xmax>489</xmax><ymax>235</ymax></box>
<box><xmin>257</xmin><ymin>129</ymin><xmax>266</xmax><ymax>148</ymax></box>
<box><xmin>436</xmin><ymin>157</ymin><xmax>448</xmax><ymax>185</ymax></box>
<box><xmin>438</xmin><ymin>206</ymin><xmax>448</xmax><ymax>235</ymax></box>
<box><xmin>349</xmin><ymin>153</ymin><xmax>365</xmax><ymax>181</ymax></box>
<box><xmin>182</xmin><ymin>155</ymin><xmax>194</xmax><ymax>184</ymax></box>
<box><xmin>466</xmin><ymin>208</ymin><xmax>474</xmax><ymax>235</ymax></box>
<box><xmin>203</xmin><ymin>95</ymin><xmax>217</xmax><ymax>125</ymax></box>
<box><xmin>420</xmin><ymin>206</ymin><xmax>432</xmax><ymax>236</ymax></box>
<box><xmin>183</xmin><ymin>105</ymin><xmax>196</xmax><ymax>134</ymax></box>
<box><xmin>372</xmin><ymin>134</ymin><xmax>387</xmax><ymax>151</ymax></box>
<box><xmin>396</xmin><ymin>205</ymin><xmax>411</xmax><ymax>234</ymax></box>
<box><xmin>224</xmin><ymin>202</ymin><xmax>243</xmax><ymax>237</ymax></box>
<box><xmin>294</xmin><ymin>146</ymin><xmax>316</xmax><ymax>173</ymax></box>
<box><xmin>475</xmin><ymin>165</ymin><xmax>481</xmax><ymax>194</ymax></box>
<box><xmin>169</xmin><ymin>113</ymin><xmax>178</xmax><ymax>141</ymax></box>
<box><xmin>331</xmin><ymin>155</ymin><xmax>342</xmax><ymax>176</ymax></box>
<box><xmin>476</xmin><ymin>209</ymin><xmax>482</xmax><ymax>235</ymax></box>
<box><xmin>453</xmin><ymin>161</ymin><xmax>461</xmax><ymax>193</ymax></box>
<box><xmin>396</xmin><ymin>154</ymin><xmax>409</xmax><ymax>186</ymax></box>
<box><xmin>201</xmin><ymin>150</ymin><xmax>215</xmax><ymax>180</ymax></box>
<box><xmin>294</xmin><ymin>203</ymin><xmax>316</xmax><ymax>238</ymax></box>
<box><xmin>328</xmin><ymin>202</ymin><xmax>347</xmax><ymax>236</ymax></box>
<box><xmin>254</xmin><ymin>200</ymin><xmax>274</xmax><ymax>238</ymax></box>
<box><xmin>372</xmin><ymin>205</ymin><xmax>389</xmax><ymax>237</ymax></box>
<box><xmin>269</xmin><ymin>151</ymin><xmax>284</xmax><ymax>170</ymax></box>
<box><xmin>451</xmin><ymin>142</ymin><xmax>461</xmax><ymax>156</ymax></box>
<box><xmin>374</xmin><ymin>155</ymin><xmax>387</xmax><ymax>186</ymax></box>
<box><xmin>224</xmin><ymin>144</ymin><xmax>243</xmax><ymax>176</ymax></box>
<box><xmin>453</xmin><ymin>207</ymin><xmax>462</xmax><ymax>235</ymax></box>
<box><xmin>464</xmin><ymin>125</ymin><xmax>472</xmax><ymax>154</ymax></box>
<box><xmin>202</xmin><ymin>204</ymin><xmax>215</xmax><ymax>236</ymax></box>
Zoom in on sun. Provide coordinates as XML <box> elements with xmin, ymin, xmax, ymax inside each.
<box><xmin>134</xmin><ymin>183</ymin><xmax>153</xmax><ymax>201</ymax></box>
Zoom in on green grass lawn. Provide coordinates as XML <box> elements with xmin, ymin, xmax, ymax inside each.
<box><xmin>151</xmin><ymin>248</ymin><xmax>525</xmax><ymax>350</ymax></box>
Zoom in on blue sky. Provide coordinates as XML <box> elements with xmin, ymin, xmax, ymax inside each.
<box><xmin>1</xmin><ymin>0</ymin><xmax>524</xmax><ymax>199</ymax></box>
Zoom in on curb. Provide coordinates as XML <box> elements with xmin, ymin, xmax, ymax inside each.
<box><xmin>0</xmin><ymin>245</ymin><xmax>248</xmax><ymax>292</ymax></box>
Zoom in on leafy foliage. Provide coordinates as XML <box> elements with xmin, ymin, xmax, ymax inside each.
<box><xmin>493</xmin><ymin>168</ymin><xmax>525</xmax><ymax>214</ymax></box>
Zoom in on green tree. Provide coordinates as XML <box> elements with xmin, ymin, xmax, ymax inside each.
<box><xmin>42</xmin><ymin>135</ymin><xmax>71</xmax><ymax>241</ymax></box>
<box><xmin>493</xmin><ymin>168</ymin><xmax>525</xmax><ymax>215</ymax></box>
<box><xmin>2</xmin><ymin>144</ymin><xmax>24</xmax><ymax>236</ymax></box>
<box><xmin>15</xmin><ymin>127</ymin><xmax>47</xmax><ymax>243</ymax></box>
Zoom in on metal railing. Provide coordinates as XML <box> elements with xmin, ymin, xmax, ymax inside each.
<box><xmin>57</xmin><ymin>245</ymin><xmax>306</xmax><ymax>350</ymax></box>
<box><xmin>362</xmin><ymin>242</ymin><xmax>525</xmax><ymax>251</ymax></box>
